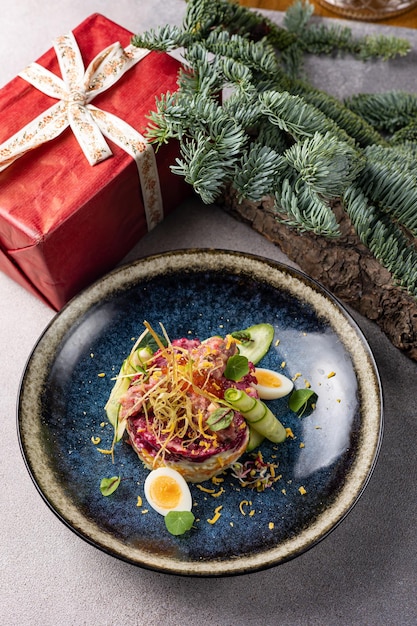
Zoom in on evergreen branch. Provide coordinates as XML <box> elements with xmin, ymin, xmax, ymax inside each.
<box><xmin>279</xmin><ymin>1</ymin><xmax>410</xmax><ymax>79</ymax></box>
<box><xmin>390</xmin><ymin>121</ymin><xmax>417</xmax><ymax>145</ymax></box>
<box><xmin>357</xmin><ymin>34</ymin><xmax>411</xmax><ymax>61</ymax></box>
<box><xmin>204</xmin><ymin>29</ymin><xmax>280</xmax><ymax>78</ymax></box>
<box><xmin>283</xmin><ymin>132</ymin><xmax>365</xmax><ymax>197</ymax></box>
<box><xmin>358</xmin><ymin>146</ymin><xmax>417</xmax><ymax>236</ymax></box>
<box><xmin>300</xmin><ymin>25</ymin><xmax>410</xmax><ymax>60</ymax></box>
<box><xmin>390</xmin><ymin>140</ymin><xmax>417</xmax><ymax>164</ymax></box>
<box><xmin>137</xmin><ymin>0</ymin><xmax>417</xmax><ymax>302</ymax></box>
<box><xmin>171</xmin><ymin>133</ymin><xmax>235</xmax><ymax>204</ymax></box>
<box><xmin>232</xmin><ymin>144</ymin><xmax>285</xmax><ymax>202</ymax></box>
<box><xmin>344</xmin><ymin>185</ymin><xmax>417</xmax><ymax>295</ymax></box>
<box><xmin>179</xmin><ymin>43</ymin><xmax>225</xmax><ymax>97</ymax></box>
<box><xmin>290</xmin><ymin>82</ymin><xmax>386</xmax><ymax>148</ymax></box>
<box><xmin>255</xmin><ymin>119</ymin><xmax>289</xmax><ymax>153</ymax></box>
<box><xmin>344</xmin><ymin>91</ymin><xmax>417</xmax><ymax>133</ymax></box>
<box><xmin>146</xmin><ymin>92</ymin><xmax>187</xmax><ymax>145</ymax></box>
<box><xmin>283</xmin><ymin>0</ymin><xmax>315</xmax><ymax>34</ymax></box>
<box><xmin>275</xmin><ymin>178</ymin><xmax>340</xmax><ymax>237</ymax></box>
<box><xmin>365</xmin><ymin>143</ymin><xmax>417</xmax><ymax>176</ymax></box>
<box><xmin>183</xmin><ymin>0</ymin><xmax>296</xmax><ymax>50</ymax></box>
<box><xmin>279</xmin><ymin>43</ymin><xmax>305</xmax><ymax>82</ymax></box>
<box><xmin>300</xmin><ymin>23</ymin><xmax>355</xmax><ymax>56</ymax></box>
<box><xmin>258</xmin><ymin>90</ymin><xmax>355</xmax><ymax>145</ymax></box>
<box><xmin>131</xmin><ymin>25</ymin><xmax>190</xmax><ymax>51</ymax></box>
<box><xmin>222</xmin><ymin>88</ymin><xmax>262</xmax><ymax>128</ymax></box>
<box><xmin>219</xmin><ymin>56</ymin><xmax>253</xmax><ymax>89</ymax></box>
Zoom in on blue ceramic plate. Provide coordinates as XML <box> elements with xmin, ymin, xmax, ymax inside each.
<box><xmin>18</xmin><ymin>250</ymin><xmax>383</xmax><ymax>576</ymax></box>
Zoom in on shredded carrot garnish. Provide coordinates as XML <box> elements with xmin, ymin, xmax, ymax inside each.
<box><xmin>285</xmin><ymin>427</ymin><xmax>295</xmax><ymax>439</ymax></box>
<box><xmin>196</xmin><ymin>485</ymin><xmax>216</xmax><ymax>494</ymax></box>
<box><xmin>239</xmin><ymin>499</ymin><xmax>250</xmax><ymax>515</ymax></box>
<box><xmin>207</xmin><ymin>505</ymin><xmax>223</xmax><ymax>524</ymax></box>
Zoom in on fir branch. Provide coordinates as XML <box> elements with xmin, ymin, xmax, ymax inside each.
<box><xmin>344</xmin><ymin>91</ymin><xmax>417</xmax><ymax>133</ymax></box>
<box><xmin>358</xmin><ymin>146</ymin><xmax>417</xmax><ymax>236</ymax></box>
<box><xmin>390</xmin><ymin>140</ymin><xmax>417</xmax><ymax>164</ymax></box>
<box><xmin>171</xmin><ymin>132</ymin><xmax>233</xmax><ymax>204</ymax></box>
<box><xmin>290</xmin><ymin>82</ymin><xmax>386</xmax><ymax>148</ymax></box>
<box><xmin>222</xmin><ymin>87</ymin><xmax>262</xmax><ymax>128</ymax></box>
<box><xmin>344</xmin><ymin>185</ymin><xmax>417</xmax><ymax>295</ymax></box>
<box><xmin>299</xmin><ymin>23</ymin><xmax>355</xmax><ymax>56</ymax></box>
<box><xmin>299</xmin><ymin>25</ymin><xmax>410</xmax><ymax>61</ymax></box>
<box><xmin>204</xmin><ymin>29</ymin><xmax>280</xmax><ymax>78</ymax></box>
<box><xmin>283</xmin><ymin>0</ymin><xmax>315</xmax><ymax>34</ymax></box>
<box><xmin>365</xmin><ymin>143</ymin><xmax>417</xmax><ymax>176</ymax></box>
<box><xmin>136</xmin><ymin>0</ymin><xmax>417</xmax><ymax>303</ymax></box>
<box><xmin>357</xmin><ymin>35</ymin><xmax>411</xmax><ymax>61</ymax></box>
<box><xmin>279</xmin><ymin>1</ymin><xmax>410</xmax><ymax>79</ymax></box>
<box><xmin>178</xmin><ymin>43</ymin><xmax>226</xmax><ymax>97</ymax></box>
<box><xmin>258</xmin><ymin>90</ymin><xmax>355</xmax><ymax>146</ymax></box>
<box><xmin>275</xmin><ymin>177</ymin><xmax>340</xmax><ymax>237</ymax></box>
<box><xmin>146</xmin><ymin>92</ymin><xmax>187</xmax><ymax>145</ymax></box>
<box><xmin>131</xmin><ymin>25</ymin><xmax>190</xmax><ymax>51</ymax></box>
<box><xmin>283</xmin><ymin>131</ymin><xmax>365</xmax><ymax>198</ymax></box>
<box><xmin>390</xmin><ymin>122</ymin><xmax>417</xmax><ymax>145</ymax></box>
<box><xmin>184</xmin><ymin>0</ymin><xmax>296</xmax><ymax>50</ymax></box>
<box><xmin>232</xmin><ymin>143</ymin><xmax>285</xmax><ymax>202</ymax></box>
<box><xmin>255</xmin><ymin>119</ymin><xmax>289</xmax><ymax>153</ymax></box>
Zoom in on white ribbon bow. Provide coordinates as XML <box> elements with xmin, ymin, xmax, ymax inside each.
<box><xmin>0</xmin><ymin>32</ymin><xmax>164</xmax><ymax>230</ymax></box>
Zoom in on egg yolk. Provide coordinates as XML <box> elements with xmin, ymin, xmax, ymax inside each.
<box><xmin>256</xmin><ymin>370</ymin><xmax>282</xmax><ymax>388</ymax></box>
<box><xmin>148</xmin><ymin>476</ymin><xmax>182</xmax><ymax>510</ymax></box>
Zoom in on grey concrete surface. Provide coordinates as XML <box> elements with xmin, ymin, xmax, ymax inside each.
<box><xmin>1</xmin><ymin>2</ymin><xmax>416</xmax><ymax>625</ymax></box>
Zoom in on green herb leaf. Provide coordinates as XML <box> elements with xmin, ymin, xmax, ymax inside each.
<box><xmin>100</xmin><ymin>476</ymin><xmax>121</xmax><ymax>496</ymax></box>
<box><xmin>207</xmin><ymin>408</ymin><xmax>234</xmax><ymax>431</ymax></box>
<box><xmin>138</xmin><ymin>332</ymin><xmax>167</xmax><ymax>354</ymax></box>
<box><xmin>224</xmin><ymin>354</ymin><xmax>250</xmax><ymax>381</ymax></box>
<box><xmin>289</xmin><ymin>389</ymin><xmax>318</xmax><ymax>417</ymax></box>
<box><xmin>231</xmin><ymin>330</ymin><xmax>252</xmax><ymax>345</ymax></box>
<box><xmin>165</xmin><ymin>510</ymin><xmax>195</xmax><ymax>536</ymax></box>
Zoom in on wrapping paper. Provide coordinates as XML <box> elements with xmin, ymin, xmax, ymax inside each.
<box><xmin>0</xmin><ymin>13</ymin><xmax>190</xmax><ymax>309</ymax></box>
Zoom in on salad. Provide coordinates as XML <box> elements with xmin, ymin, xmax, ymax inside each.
<box><xmin>101</xmin><ymin>322</ymin><xmax>316</xmax><ymax>535</ymax></box>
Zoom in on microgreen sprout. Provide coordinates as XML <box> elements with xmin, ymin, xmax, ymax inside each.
<box><xmin>100</xmin><ymin>476</ymin><xmax>121</xmax><ymax>496</ymax></box>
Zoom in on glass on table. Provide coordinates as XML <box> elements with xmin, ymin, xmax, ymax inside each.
<box><xmin>316</xmin><ymin>0</ymin><xmax>417</xmax><ymax>20</ymax></box>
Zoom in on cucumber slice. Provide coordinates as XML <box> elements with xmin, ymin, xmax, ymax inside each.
<box><xmin>232</xmin><ymin>323</ymin><xmax>274</xmax><ymax>365</ymax></box>
<box><xmin>246</xmin><ymin>426</ymin><xmax>265</xmax><ymax>452</ymax></box>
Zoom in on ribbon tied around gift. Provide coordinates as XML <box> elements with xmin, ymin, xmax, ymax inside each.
<box><xmin>0</xmin><ymin>32</ymin><xmax>163</xmax><ymax>230</ymax></box>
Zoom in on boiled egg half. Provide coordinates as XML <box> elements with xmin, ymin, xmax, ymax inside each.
<box><xmin>144</xmin><ymin>467</ymin><xmax>193</xmax><ymax>517</ymax></box>
<box><xmin>252</xmin><ymin>367</ymin><xmax>294</xmax><ymax>400</ymax></box>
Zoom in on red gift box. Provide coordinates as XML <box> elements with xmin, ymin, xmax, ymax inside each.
<box><xmin>0</xmin><ymin>13</ymin><xmax>190</xmax><ymax>310</ymax></box>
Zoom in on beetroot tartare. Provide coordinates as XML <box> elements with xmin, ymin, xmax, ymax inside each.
<box><xmin>118</xmin><ymin>334</ymin><xmax>255</xmax><ymax>482</ymax></box>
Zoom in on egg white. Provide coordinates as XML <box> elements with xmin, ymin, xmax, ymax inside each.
<box><xmin>144</xmin><ymin>467</ymin><xmax>192</xmax><ymax>516</ymax></box>
<box><xmin>252</xmin><ymin>367</ymin><xmax>294</xmax><ymax>400</ymax></box>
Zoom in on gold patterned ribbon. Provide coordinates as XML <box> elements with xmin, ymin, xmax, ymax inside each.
<box><xmin>0</xmin><ymin>32</ymin><xmax>164</xmax><ymax>230</ymax></box>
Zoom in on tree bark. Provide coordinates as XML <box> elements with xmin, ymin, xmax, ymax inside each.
<box><xmin>222</xmin><ymin>188</ymin><xmax>417</xmax><ymax>361</ymax></box>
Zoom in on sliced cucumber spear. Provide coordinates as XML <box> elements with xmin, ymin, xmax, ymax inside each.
<box><xmin>231</xmin><ymin>323</ymin><xmax>274</xmax><ymax>365</ymax></box>
<box><xmin>104</xmin><ymin>357</ymin><xmax>136</xmax><ymax>442</ymax></box>
<box><xmin>224</xmin><ymin>388</ymin><xmax>287</xmax><ymax>443</ymax></box>
<box><xmin>246</xmin><ymin>426</ymin><xmax>265</xmax><ymax>452</ymax></box>
<box><xmin>104</xmin><ymin>330</ymin><xmax>154</xmax><ymax>442</ymax></box>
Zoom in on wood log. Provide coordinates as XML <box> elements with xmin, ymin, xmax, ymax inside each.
<box><xmin>222</xmin><ymin>188</ymin><xmax>417</xmax><ymax>361</ymax></box>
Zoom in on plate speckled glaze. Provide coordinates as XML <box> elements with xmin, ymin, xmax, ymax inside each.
<box><xmin>18</xmin><ymin>250</ymin><xmax>383</xmax><ymax>576</ymax></box>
